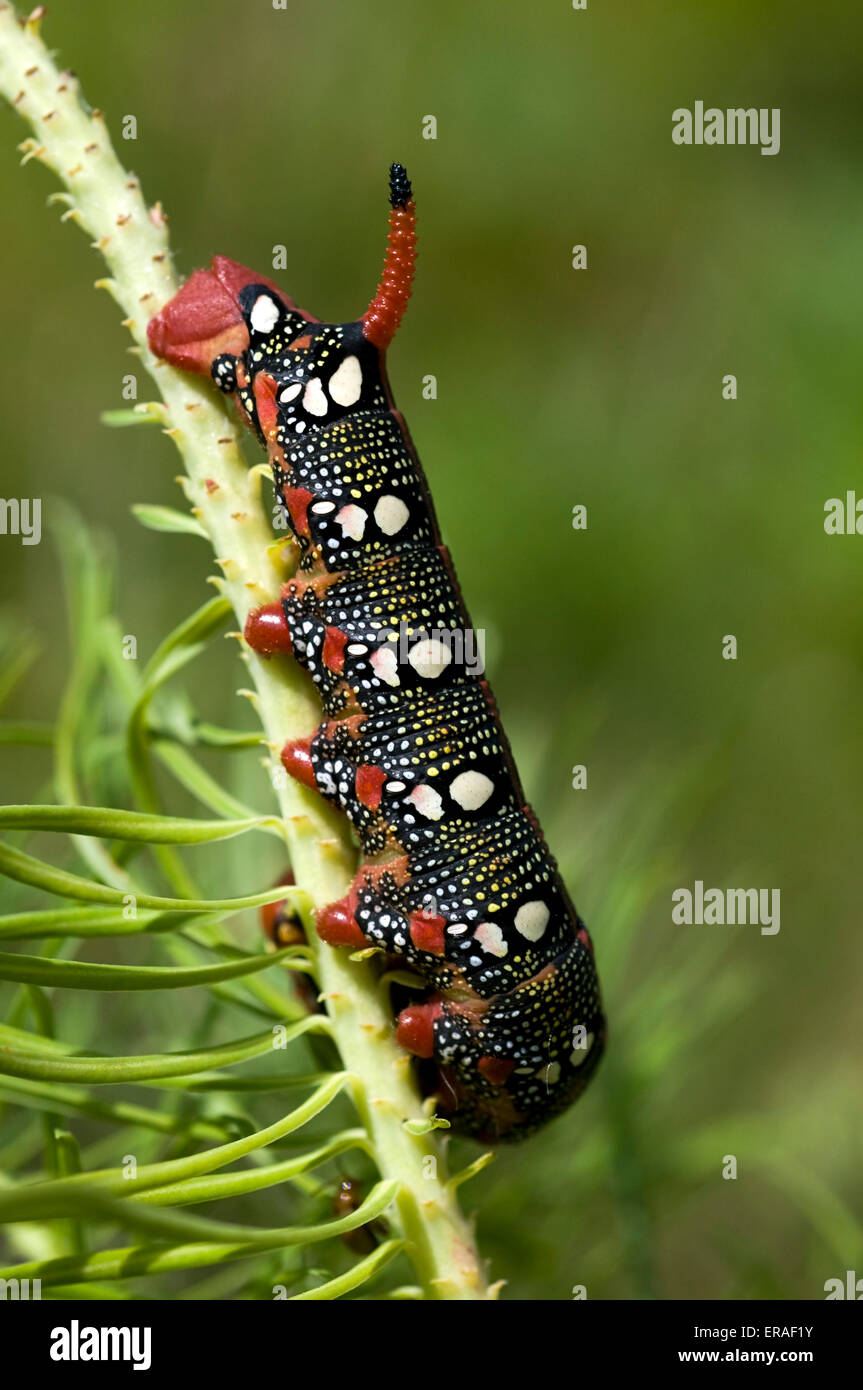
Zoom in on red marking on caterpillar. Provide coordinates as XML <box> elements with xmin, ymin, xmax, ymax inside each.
<box><xmin>408</xmin><ymin>911</ymin><xmax>446</xmax><ymax>956</ymax></box>
<box><xmin>252</xmin><ymin>371</ymin><xmax>279</xmax><ymax>441</ymax></box>
<box><xmin>149</xmin><ymin>163</ymin><xmax>606</xmax><ymax>1142</ymax></box>
<box><xmin>355</xmin><ymin>763</ymin><xmax>386</xmax><ymax>811</ymax></box>
<box><xmin>322</xmin><ymin>626</ymin><xmax>348</xmax><ymax>675</ymax></box>
<box><xmin>282</xmin><ymin>486</ymin><xmax>315</xmax><ymax>537</ymax></box>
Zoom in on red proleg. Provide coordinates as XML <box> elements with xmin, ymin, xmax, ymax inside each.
<box><xmin>244</xmin><ymin>601</ymin><xmax>293</xmax><ymax>656</ymax></box>
<box><xmin>477</xmin><ymin>1056</ymin><xmax>516</xmax><ymax>1087</ymax></box>
<box><xmin>316</xmin><ymin>894</ymin><xmax>368</xmax><ymax>949</ymax></box>
<box><xmin>281</xmin><ymin>737</ymin><xmax>316</xmax><ymax>792</ymax></box>
<box><xmin>395</xmin><ymin>1001</ymin><xmax>443</xmax><ymax>1059</ymax></box>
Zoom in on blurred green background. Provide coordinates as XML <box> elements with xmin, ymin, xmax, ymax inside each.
<box><xmin>1</xmin><ymin>0</ymin><xmax>861</xmax><ymax>1299</ymax></box>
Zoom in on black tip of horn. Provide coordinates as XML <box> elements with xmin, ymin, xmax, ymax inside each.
<box><xmin>388</xmin><ymin>163</ymin><xmax>412</xmax><ymax>209</ymax></box>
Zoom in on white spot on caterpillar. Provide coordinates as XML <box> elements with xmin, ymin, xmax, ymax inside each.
<box><xmin>370</xmin><ymin>646</ymin><xmax>399</xmax><ymax>687</ymax></box>
<box><xmin>447</xmin><ymin>922</ymin><xmax>469</xmax><ymax>935</ymax></box>
<box><xmin>449</xmin><ymin>770</ymin><xmax>494</xmax><ymax>811</ymax></box>
<box><xmin>386</xmin><ymin>780</ymin><xmax>406</xmax><ymax>793</ymax></box>
<box><xmin>408</xmin><ymin>784</ymin><xmax>444</xmax><ymax>820</ymax></box>
<box><xmin>328</xmin><ymin>354</ymin><xmax>362</xmax><ymax>407</ymax></box>
<box><xmin>570</xmin><ymin>1032</ymin><xmax>595</xmax><ymax>1067</ymax></box>
<box><xmin>250</xmin><ymin>295</ymin><xmax>280</xmax><ymax>334</ymax></box>
<box><xmin>514</xmin><ymin>900</ymin><xmax>550</xmax><ymax>942</ymax></box>
<box><xmin>347</xmin><ymin>642</ymin><xmax>368</xmax><ymax>655</ymax></box>
<box><xmin>311</xmin><ymin>500</ymin><xmax>335</xmax><ymax>514</ymax></box>
<box><xmin>279</xmin><ymin>382</ymin><xmax>302</xmax><ymax>403</ymax></box>
<box><xmin>374</xmin><ymin>494</ymin><xmax>410</xmax><ymax>535</ymax></box>
<box><xmin>408</xmin><ymin>638</ymin><xmax>452</xmax><ymax>680</ymax></box>
<box><xmin>302</xmin><ymin>377</ymin><xmax>328</xmax><ymax>417</ymax></box>
<box><xmin>473</xmin><ymin>921</ymin><xmax>507</xmax><ymax>957</ymax></box>
<box><xmin>335</xmin><ymin>504</ymin><xmax>367</xmax><ymax>540</ymax></box>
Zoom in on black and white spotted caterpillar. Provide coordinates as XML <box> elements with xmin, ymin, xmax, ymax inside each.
<box><xmin>148</xmin><ymin>165</ymin><xmax>605</xmax><ymax>1141</ymax></box>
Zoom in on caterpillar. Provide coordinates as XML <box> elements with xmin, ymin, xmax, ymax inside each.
<box><xmin>148</xmin><ymin>165</ymin><xmax>605</xmax><ymax>1141</ymax></box>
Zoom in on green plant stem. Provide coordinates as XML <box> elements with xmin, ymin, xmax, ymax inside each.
<box><xmin>0</xmin><ymin>3</ymin><xmax>490</xmax><ymax>1299</ymax></box>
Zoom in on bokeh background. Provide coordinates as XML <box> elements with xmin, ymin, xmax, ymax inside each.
<box><xmin>1</xmin><ymin>0</ymin><xmax>861</xmax><ymax>1299</ymax></box>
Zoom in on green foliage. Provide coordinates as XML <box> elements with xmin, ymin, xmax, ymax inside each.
<box><xmin>0</xmin><ymin>522</ymin><xmax>413</xmax><ymax>1298</ymax></box>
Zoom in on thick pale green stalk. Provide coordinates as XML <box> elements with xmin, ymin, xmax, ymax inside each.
<box><xmin>0</xmin><ymin>3</ymin><xmax>490</xmax><ymax>1298</ymax></box>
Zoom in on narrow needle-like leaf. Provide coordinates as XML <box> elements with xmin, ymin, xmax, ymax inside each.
<box><xmin>0</xmin><ymin>805</ymin><xmax>275</xmax><ymax>842</ymax></box>
<box><xmin>0</xmin><ymin>946</ymin><xmax>296</xmax><ymax>991</ymax></box>
<box><xmin>0</xmin><ymin>1015</ymin><xmax>332</xmax><ymax>1085</ymax></box>
<box><xmin>0</xmin><ymin>1072</ymin><xmax>349</xmax><ymax>1220</ymax></box>
<box><xmin>290</xmin><ymin>1238</ymin><xmax>406</xmax><ymax>1300</ymax></box>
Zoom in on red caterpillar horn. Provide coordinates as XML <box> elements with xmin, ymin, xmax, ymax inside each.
<box><xmin>361</xmin><ymin>163</ymin><xmax>417</xmax><ymax>350</ymax></box>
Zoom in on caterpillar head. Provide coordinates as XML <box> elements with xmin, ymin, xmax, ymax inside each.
<box><xmin>146</xmin><ymin>254</ymin><xmax>307</xmax><ymax>377</ymax></box>
<box><xmin>147</xmin><ymin>164</ymin><xmax>416</xmax><ymax>437</ymax></box>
